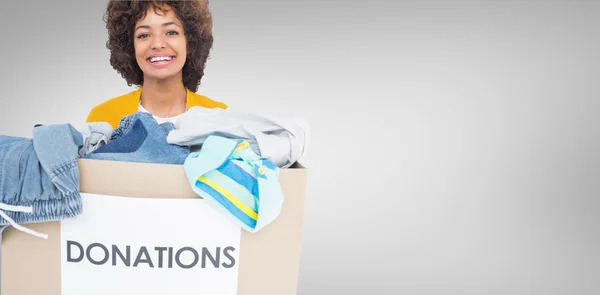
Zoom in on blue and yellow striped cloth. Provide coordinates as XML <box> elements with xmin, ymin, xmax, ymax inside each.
<box><xmin>183</xmin><ymin>135</ymin><xmax>284</xmax><ymax>233</ymax></box>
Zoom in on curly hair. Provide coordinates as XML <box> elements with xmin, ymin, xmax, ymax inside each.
<box><xmin>104</xmin><ymin>0</ymin><xmax>213</xmax><ymax>92</ymax></box>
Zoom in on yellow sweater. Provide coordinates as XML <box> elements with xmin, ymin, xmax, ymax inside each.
<box><xmin>85</xmin><ymin>87</ymin><xmax>228</xmax><ymax>129</ymax></box>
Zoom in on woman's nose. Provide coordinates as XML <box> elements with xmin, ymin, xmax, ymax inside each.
<box><xmin>151</xmin><ymin>36</ymin><xmax>166</xmax><ymax>49</ymax></box>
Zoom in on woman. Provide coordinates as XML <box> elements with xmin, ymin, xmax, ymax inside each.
<box><xmin>86</xmin><ymin>0</ymin><xmax>227</xmax><ymax>129</ymax></box>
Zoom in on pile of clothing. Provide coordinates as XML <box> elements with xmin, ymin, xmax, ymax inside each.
<box><xmin>0</xmin><ymin>106</ymin><xmax>309</xmax><ymax>239</ymax></box>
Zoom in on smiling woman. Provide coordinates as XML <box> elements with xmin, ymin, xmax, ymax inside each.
<box><xmin>85</xmin><ymin>0</ymin><xmax>227</xmax><ymax>129</ymax></box>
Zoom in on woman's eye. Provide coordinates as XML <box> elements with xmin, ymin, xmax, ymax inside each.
<box><xmin>137</xmin><ymin>33</ymin><xmax>150</xmax><ymax>39</ymax></box>
<box><xmin>167</xmin><ymin>31</ymin><xmax>179</xmax><ymax>36</ymax></box>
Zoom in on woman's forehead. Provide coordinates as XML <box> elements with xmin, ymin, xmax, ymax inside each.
<box><xmin>136</xmin><ymin>4</ymin><xmax>181</xmax><ymax>27</ymax></box>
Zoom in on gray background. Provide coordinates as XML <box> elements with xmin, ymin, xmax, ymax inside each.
<box><xmin>1</xmin><ymin>0</ymin><xmax>599</xmax><ymax>294</ymax></box>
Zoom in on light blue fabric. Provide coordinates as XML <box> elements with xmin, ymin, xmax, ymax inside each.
<box><xmin>79</xmin><ymin>122</ymin><xmax>113</xmax><ymax>157</ymax></box>
<box><xmin>84</xmin><ymin>112</ymin><xmax>190</xmax><ymax>164</ymax></box>
<box><xmin>183</xmin><ymin>135</ymin><xmax>285</xmax><ymax>233</ymax></box>
<box><xmin>0</xmin><ymin>124</ymin><xmax>84</xmax><ymax>238</ymax></box>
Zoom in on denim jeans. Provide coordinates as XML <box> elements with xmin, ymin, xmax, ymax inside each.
<box><xmin>84</xmin><ymin>112</ymin><xmax>190</xmax><ymax>164</ymax></box>
<box><xmin>0</xmin><ymin>124</ymin><xmax>84</xmax><ymax>239</ymax></box>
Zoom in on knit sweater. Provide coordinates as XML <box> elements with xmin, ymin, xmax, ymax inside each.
<box><xmin>85</xmin><ymin>87</ymin><xmax>228</xmax><ymax>129</ymax></box>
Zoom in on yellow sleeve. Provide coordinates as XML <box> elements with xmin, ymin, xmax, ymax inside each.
<box><xmin>84</xmin><ymin>102</ymin><xmax>122</xmax><ymax>129</ymax></box>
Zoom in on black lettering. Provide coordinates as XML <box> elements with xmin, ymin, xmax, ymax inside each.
<box><xmin>155</xmin><ymin>247</ymin><xmax>167</xmax><ymax>268</ymax></box>
<box><xmin>168</xmin><ymin>247</ymin><xmax>173</xmax><ymax>268</ymax></box>
<box><xmin>66</xmin><ymin>240</ymin><xmax>84</xmax><ymax>263</ymax></box>
<box><xmin>202</xmin><ymin>247</ymin><xmax>220</xmax><ymax>268</ymax></box>
<box><xmin>133</xmin><ymin>246</ymin><xmax>154</xmax><ymax>268</ymax></box>
<box><xmin>112</xmin><ymin>245</ymin><xmax>130</xmax><ymax>266</ymax></box>
<box><xmin>222</xmin><ymin>246</ymin><xmax>236</xmax><ymax>268</ymax></box>
<box><xmin>86</xmin><ymin>243</ymin><xmax>109</xmax><ymax>265</ymax></box>
<box><xmin>175</xmin><ymin>247</ymin><xmax>199</xmax><ymax>269</ymax></box>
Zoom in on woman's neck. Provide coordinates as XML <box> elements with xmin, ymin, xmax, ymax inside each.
<box><xmin>140</xmin><ymin>77</ymin><xmax>187</xmax><ymax>118</ymax></box>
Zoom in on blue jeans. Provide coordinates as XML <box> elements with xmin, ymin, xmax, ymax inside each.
<box><xmin>0</xmin><ymin>124</ymin><xmax>83</xmax><ymax>239</ymax></box>
<box><xmin>84</xmin><ymin>112</ymin><xmax>190</xmax><ymax>164</ymax></box>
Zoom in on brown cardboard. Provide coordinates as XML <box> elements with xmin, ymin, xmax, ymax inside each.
<box><xmin>1</xmin><ymin>158</ymin><xmax>307</xmax><ymax>295</ymax></box>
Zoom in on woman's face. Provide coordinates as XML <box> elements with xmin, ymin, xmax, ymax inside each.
<box><xmin>133</xmin><ymin>5</ymin><xmax>187</xmax><ymax>83</ymax></box>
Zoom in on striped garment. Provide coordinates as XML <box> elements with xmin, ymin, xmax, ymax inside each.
<box><xmin>183</xmin><ymin>135</ymin><xmax>284</xmax><ymax>233</ymax></box>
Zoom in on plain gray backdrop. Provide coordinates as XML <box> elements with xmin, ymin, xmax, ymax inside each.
<box><xmin>1</xmin><ymin>0</ymin><xmax>599</xmax><ymax>294</ymax></box>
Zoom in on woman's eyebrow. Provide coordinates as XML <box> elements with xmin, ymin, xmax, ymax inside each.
<box><xmin>162</xmin><ymin>21</ymin><xmax>180</xmax><ymax>28</ymax></box>
<box><xmin>135</xmin><ymin>22</ymin><xmax>180</xmax><ymax>32</ymax></box>
<box><xmin>135</xmin><ymin>25</ymin><xmax>150</xmax><ymax>32</ymax></box>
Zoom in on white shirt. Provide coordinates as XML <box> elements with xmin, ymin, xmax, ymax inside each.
<box><xmin>138</xmin><ymin>103</ymin><xmax>183</xmax><ymax>125</ymax></box>
<box><xmin>166</xmin><ymin>106</ymin><xmax>310</xmax><ymax>168</ymax></box>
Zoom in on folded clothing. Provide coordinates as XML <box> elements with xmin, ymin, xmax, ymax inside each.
<box><xmin>0</xmin><ymin>124</ymin><xmax>84</xmax><ymax>239</ymax></box>
<box><xmin>84</xmin><ymin>111</ymin><xmax>190</xmax><ymax>165</ymax></box>
<box><xmin>166</xmin><ymin>106</ymin><xmax>309</xmax><ymax>168</ymax></box>
<box><xmin>183</xmin><ymin>135</ymin><xmax>284</xmax><ymax>233</ymax></box>
<box><xmin>79</xmin><ymin>122</ymin><xmax>114</xmax><ymax>157</ymax></box>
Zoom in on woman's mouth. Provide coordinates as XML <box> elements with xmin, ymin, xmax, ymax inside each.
<box><xmin>147</xmin><ymin>55</ymin><xmax>175</xmax><ymax>66</ymax></box>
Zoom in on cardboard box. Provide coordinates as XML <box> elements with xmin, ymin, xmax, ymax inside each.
<box><xmin>1</xmin><ymin>158</ymin><xmax>307</xmax><ymax>295</ymax></box>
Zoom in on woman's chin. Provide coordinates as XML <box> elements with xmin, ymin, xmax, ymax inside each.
<box><xmin>143</xmin><ymin>71</ymin><xmax>183</xmax><ymax>82</ymax></box>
